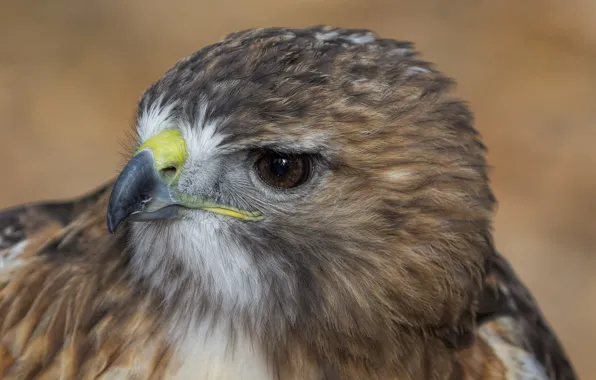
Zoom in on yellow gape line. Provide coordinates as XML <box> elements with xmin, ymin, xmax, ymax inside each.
<box><xmin>202</xmin><ymin>207</ymin><xmax>264</xmax><ymax>221</ymax></box>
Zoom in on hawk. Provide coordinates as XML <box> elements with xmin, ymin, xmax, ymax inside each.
<box><xmin>0</xmin><ymin>26</ymin><xmax>577</xmax><ymax>379</ymax></box>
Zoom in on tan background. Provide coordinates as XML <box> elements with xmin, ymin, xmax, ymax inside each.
<box><xmin>1</xmin><ymin>0</ymin><xmax>594</xmax><ymax>377</ymax></box>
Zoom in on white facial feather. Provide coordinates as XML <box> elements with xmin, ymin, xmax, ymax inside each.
<box><xmin>133</xmin><ymin>101</ymin><xmax>270</xmax><ymax>378</ymax></box>
<box><xmin>137</xmin><ymin>98</ymin><xmax>178</xmax><ymax>143</ymax></box>
<box><xmin>132</xmin><ymin>218</ymin><xmax>262</xmax><ymax>308</ymax></box>
<box><xmin>181</xmin><ymin>102</ymin><xmax>228</xmax><ymax>162</ymax></box>
<box><xmin>133</xmin><ymin>100</ymin><xmax>264</xmax><ymax>312</ymax></box>
<box><xmin>131</xmin><ymin>219</ymin><xmax>271</xmax><ymax>380</ymax></box>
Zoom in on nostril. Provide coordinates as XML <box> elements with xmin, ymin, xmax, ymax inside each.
<box><xmin>159</xmin><ymin>166</ymin><xmax>178</xmax><ymax>183</ymax></box>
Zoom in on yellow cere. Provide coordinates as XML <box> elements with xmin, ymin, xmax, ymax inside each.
<box><xmin>136</xmin><ymin>129</ymin><xmax>188</xmax><ymax>173</ymax></box>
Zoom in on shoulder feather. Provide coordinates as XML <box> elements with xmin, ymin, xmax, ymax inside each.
<box><xmin>458</xmin><ymin>250</ymin><xmax>578</xmax><ymax>380</ymax></box>
<box><xmin>0</xmin><ymin>182</ymin><xmax>178</xmax><ymax>379</ymax></box>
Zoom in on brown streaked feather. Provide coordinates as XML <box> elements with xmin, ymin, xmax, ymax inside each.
<box><xmin>0</xmin><ymin>184</ymin><xmax>178</xmax><ymax>379</ymax></box>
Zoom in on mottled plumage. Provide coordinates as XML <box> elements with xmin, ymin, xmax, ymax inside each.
<box><xmin>0</xmin><ymin>26</ymin><xmax>576</xmax><ymax>379</ymax></box>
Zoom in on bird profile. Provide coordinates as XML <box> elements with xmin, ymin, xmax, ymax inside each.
<box><xmin>0</xmin><ymin>26</ymin><xmax>577</xmax><ymax>379</ymax></box>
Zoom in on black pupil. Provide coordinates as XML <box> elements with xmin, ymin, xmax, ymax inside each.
<box><xmin>271</xmin><ymin>157</ymin><xmax>290</xmax><ymax>177</ymax></box>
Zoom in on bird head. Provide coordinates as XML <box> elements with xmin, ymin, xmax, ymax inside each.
<box><xmin>106</xmin><ymin>27</ymin><xmax>495</xmax><ymax>346</ymax></box>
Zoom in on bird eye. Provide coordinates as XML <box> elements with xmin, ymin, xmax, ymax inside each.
<box><xmin>255</xmin><ymin>151</ymin><xmax>312</xmax><ymax>189</ymax></box>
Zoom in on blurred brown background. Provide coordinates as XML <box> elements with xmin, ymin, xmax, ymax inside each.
<box><xmin>1</xmin><ymin>0</ymin><xmax>595</xmax><ymax>377</ymax></box>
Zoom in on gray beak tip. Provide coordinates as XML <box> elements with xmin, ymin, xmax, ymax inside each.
<box><xmin>106</xmin><ymin>216</ymin><xmax>120</xmax><ymax>234</ymax></box>
<box><xmin>106</xmin><ymin>150</ymin><xmax>177</xmax><ymax>232</ymax></box>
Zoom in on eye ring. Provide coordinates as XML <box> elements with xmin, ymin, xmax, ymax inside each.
<box><xmin>254</xmin><ymin>150</ymin><xmax>312</xmax><ymax>190</ymax></box>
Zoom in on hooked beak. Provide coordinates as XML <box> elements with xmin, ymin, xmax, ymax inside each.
<box><xmin>106</xmin><ymin>129</ymin><xmax>263</xmax><ymax>233</ymax></box>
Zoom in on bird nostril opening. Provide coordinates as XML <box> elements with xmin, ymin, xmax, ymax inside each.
<box><xmin>159</xmin><ymin>166</ymin><xmax>178</xmax><ymax>183</ymax></box>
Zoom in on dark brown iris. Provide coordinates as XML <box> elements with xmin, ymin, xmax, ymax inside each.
<box><xmin>255</xmin><ymin>151</ymin><xmax>311</xmax><ymax>189</ymax></box>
